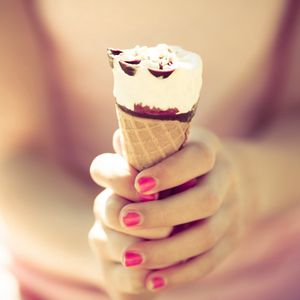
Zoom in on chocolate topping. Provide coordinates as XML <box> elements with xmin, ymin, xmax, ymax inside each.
<box><xmin>110</xmin><ymin>45</ymin><xmax>202</xmax><ymax>124</ymax></box>
<box><xmin>119</xmin><ymin>61</ymin><xmax>137</xmax><ymax>76</ymax></box>
<box><xmin>108</xmin><ymin>48</ymin><xmax>123</xmax><ymax>56</ymax></box>
<box><xmin>124</xmin><ymin>59</ymin><xmax>141</xmax><ymax>65</ymax></box>
<box><xmin>107</xmin><ymin>48</ymin><xmax>123</xmax><ymax>68</ymax></box>
<box><xmin>116</xmin><ymin>102</ymin><xmax>197</xmax><ymax>122</ymax></box>
<box><xmin>134</xmin><ymin>103</ymin><xmax>179</xmax><ymax>116</ymax></box>
<box><xmin>148</xmin><ymin>68</ymin><xmax>175</xmax><ymax>79</ymax></box>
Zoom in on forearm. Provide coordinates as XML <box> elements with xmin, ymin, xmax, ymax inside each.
<box><xmin>227</xmin><ymin>108</ymin><xmax>300</xmax><ymax>219</ymax></box>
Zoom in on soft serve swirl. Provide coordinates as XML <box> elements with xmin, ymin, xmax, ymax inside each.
<box><xmin>108</xmin><ymin>44</ymin><xmax>202</xmax><ymax>114</ymax></box>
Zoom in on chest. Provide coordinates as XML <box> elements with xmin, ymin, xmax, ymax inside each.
<box><xmin>34</xmin><ymin>0</ymin><xmax>286</xmax><ymax>166</ymax></box>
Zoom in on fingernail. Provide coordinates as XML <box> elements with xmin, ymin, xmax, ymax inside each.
<box><xmin>136</xmin><ymin>176</ymin><xmax>157</xmax><ymax>193</ymax></box>
<box><xmin>122</xmin><ymin>211</ymin><xmax>142</xmax><ymax>227</ymax></box>
<box><xmin>139</xmin><ymin>193</ymin><xmax>159</xmax><ymax>202</ymax></box>
<box><xmin>149</xmin><ymin>276</ymin><xmax>166</xmax><ymax>290</ymax></box>
<box><xmin>124</xmin><ymin>251</ymin><xmax>143</xmax><ymax>267</ymax></box>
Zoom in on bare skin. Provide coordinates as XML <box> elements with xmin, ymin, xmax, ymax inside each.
<box><xmin>90</xmin><ymin>111</ymin><xmax>300</xmax><ymax>300</ymax></box>
<box><xmin>0</xmin><ymin>0</ymin><xmax>300</xmax><ymax>299</ymax></box>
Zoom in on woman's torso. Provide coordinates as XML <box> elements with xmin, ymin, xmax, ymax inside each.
<box><xmin>28</xmin><ymin>0</ymin><xmax>292</xmax><ymax>173</ymax></box>
<box><xmin>6</xmin><ymin>1</ymin><xmax>300</xmax><ymax>299</ymax></box>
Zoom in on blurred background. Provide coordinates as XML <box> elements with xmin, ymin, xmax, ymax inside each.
<box><xmin>0</xmin><ymin>0</ymin><xmax>300</xmax><ymax>299</ymax></box>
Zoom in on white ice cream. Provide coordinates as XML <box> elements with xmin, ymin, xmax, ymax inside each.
<box><xmin>110</xmin><ymin>44</ymin><xmax>202</xmax><ymax>114</ymax></box>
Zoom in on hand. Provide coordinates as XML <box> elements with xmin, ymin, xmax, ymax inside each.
<box><xmin>89</xmin><ymin>189</ymin><xmax>155</xmax><ymax>300</ymax></box>
<box><xmin>89</xmin><ymin>138</ymin><xmax>171</xmax><ymax>300</ymax></box>
<box><xmin>89</xmin><ymin>127</ymin><xmax>177</xmax><ymax>299</ymax></box>
<box><xmin>89</xmin><ymin>127</ymin><xmax>256</xmax><ymax>296</ymax></box>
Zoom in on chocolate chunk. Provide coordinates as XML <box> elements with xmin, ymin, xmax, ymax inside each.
<box><xmin>134</xmin><ymin>103</ymin><xmax>179</xmax><ymax>116</ymax></box>
<box><xmin>148</xmin><ymin>68</ymin><xmax>175</xmax><ymax>78</ymax></box>
<box><xmin>117</xmin><ymin>103</ymin><xmax>195</xmax><ymax>122</ymax></box>
<box><xmin>108</xmin><ymin>48</ymin><xmax>123</xmax><ymax>56</ymax></box>
<box><xmin>119</xmin><ymin>61</ymin><xmax>137</xmax><ymax>76</ymax></box>
<box><xmin>124</xmin><ymin>59</ymin><xmax>141</xmax><ymax>65</ymax></box>
<box><xmin>107</xmin><ymin>48</ymin><xmax>123</xmax><ymax>68</ymax></box>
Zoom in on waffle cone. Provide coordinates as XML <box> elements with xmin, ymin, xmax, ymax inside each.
<box><xmin>116</xmin><ymin>105</ymin><xmax>190</xmax><ymax>171</ymax></box>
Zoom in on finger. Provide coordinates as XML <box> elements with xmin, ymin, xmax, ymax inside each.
<box><xmin>123</xmin><ymin>204</ymin><xmax>232</xmax><ymax>270</ymax></box>
<box><xmin>120</xmin><ymin>158</ymin><xmax>233</xmax><ymax>229</ymax></box>
<box><xmin>93</xmin><ymin>256</ymin><xmax>150</xmax><ymax>298</ymax></box>
<box><xmin>89</xmin><ymin>222</ymin><xmax>141</xmax><ymax>263</ymax></box>
<box><xmin>109</xmin><ymin>262</ymin><xmax>148</xmax><ymax>294</ymax></box>
<box><xmin>113</xmin><ymin>129</ymin><xmax>123</xmax><ymax>155</ymax></box>
<box><xmin>90</xmin><ymin>153</ymin><xmax>139</xmax><ymax>201</ymax></box>
<box><xmin>89</xmin><ymin>235</ymin><xmax>152</xmax><ymax>300</ymax></box>
<box><xmin>145</xmin><ymin>235</ymin><xmax>235</xmax><ymax>291</ymax></box>
<box><xmin>134</xmin><ymin>129</ymin><xmax>220</xmax><ymax>195</ymax></box>
<box><xmin>94</xmin><ymin>189</ymin><xmax>172</xmax><ymax>239</ymax></box>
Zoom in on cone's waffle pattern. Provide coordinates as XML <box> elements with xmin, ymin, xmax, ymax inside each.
<box><xmin>116</xmin><ymin>105</ymin><xmax>190</xmax><ymax>171</ymax></box>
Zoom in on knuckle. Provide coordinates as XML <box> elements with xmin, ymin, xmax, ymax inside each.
<box><xmin>103</xmin><ymin>197</ymin><xmax>119</xmax><ymax>228</ymax></box>
<box><xmin>90</xmin><ymin>155</ymin><xmax>105</xmax><ymax>182</ymax></box>
<box><xmin>93</xmin><ymin>193</ymin><xmax>103</xmax><ymax>219</ymax></box>
<box><xmin>88</xmin><ymin>226</ymin><xmax>97</xmax><ymax>248</ymax></box>
<box><xmin>89</xmin><ymin>156</ymin><xmax>99</xmax><ymax>178</ymax></box>
<box><xmin>94</xmin><ymin>189</ymin><xmax>120</xmax><ymax>229</ymax></box>
<box><xmin>90</xmin><ymin>154</ymin><xmax>117</xmax><ymax>187</ymax></box>
<box><xmin>104</xmin><ymin>193</ymin><xmax>117</xmax><ymax>212</ymax></box>
<box><xmin>88</xmin><ymin>224</ymin><xmax>98</xmax><ymax>243</ymax></box>
<box><xmin>88</xmin><ymin>224</ymin><xmax>107</xmax><ymax>255</ymax></box>
<box><xmin>93</xmin><ymin>190</ymin><xmax>111</xmax><ymax>219</ymax></box>
<box><xmin>111</xmin><ymin>230</ymin><xmax>138</xmax><ymax>249</ymax></box>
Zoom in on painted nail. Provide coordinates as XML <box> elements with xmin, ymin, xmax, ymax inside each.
<box><xmin>139</xmin><ymin>193</ymin><xmax>159</xmax><ymax>202</ymax></box>
<box><xmin>124</xmin><ymin>251</ymin><xmax>143</xmax><ymax>267</ymax></box>
<box><xmin>150</xmin><ymin>276</ymin><xmax>166</xmax><ymax>290</ymax></box>
<box><xmin>122</xmin><ymin>211</ymin><xmax>142</xmax><ymax>227</ymax></box>
<box><xmin>137</xmin><ymin>176</ymin><xmax>157</xmax><ymax>193</ymax></box>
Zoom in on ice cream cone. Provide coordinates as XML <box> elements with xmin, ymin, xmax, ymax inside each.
<box><xmin>108</xmin><ymin>44</ymin><xmax>202</xmax><ymax>171</ymax></box>
<box><xmin>116</xmin><ymin>105</ymin><xmax>190</xmax><ymax>171</ymax></box>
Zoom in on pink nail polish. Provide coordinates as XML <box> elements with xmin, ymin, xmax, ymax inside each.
<box><xmin>122</xmin><ymin>211</ymin><xmax>142</xmax><ymax>227</ymax></box>
<box><xmin>137</xmin><ymin>176</ymin><xmax>157</xmax><ymax>193</ymax></box>
<box><xmin>124</xmin><ymin>251</ymin><xmax>143</xmax><ymax>267</ymax></box>
<box><xmin>150</xmin><ymin>276</ymin><xmax>166</xmax><ymax>290</ymax></box>
<box><xmin>139</xmin><ymin>193</ymin><xmax>159</xmax><ymax>202</ymax></box>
